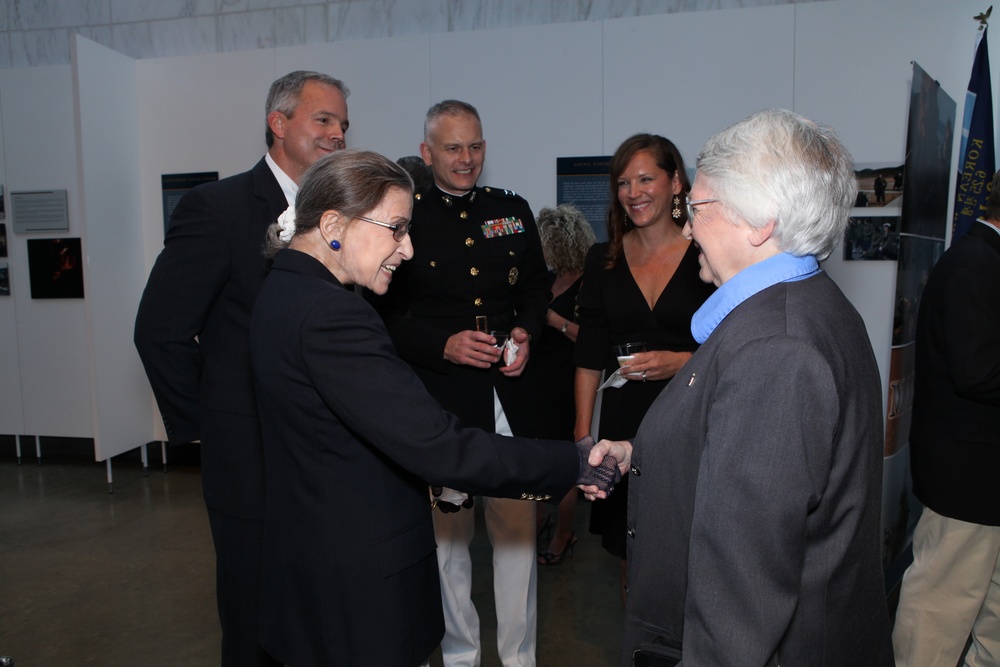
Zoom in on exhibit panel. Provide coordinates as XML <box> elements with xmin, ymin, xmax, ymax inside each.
<box><xmin>0</xmin><ymin>64</ymin><xmax>93</xmax><ymax>440</ymax></box>
<box><xmin>72</xmin><ymin>35</ymin><xmax>154</xmax><ymax>463</ymax></box>
<box><xmin>0</xmin><ymin>88</ymin><xmax>25</xmax><ymax>437</ymax></box>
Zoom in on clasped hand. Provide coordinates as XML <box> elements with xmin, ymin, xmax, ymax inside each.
<box><xmin>575</xmin><ymin>436</ymin><xmax>633</xmax><ymax>501</ymax></box>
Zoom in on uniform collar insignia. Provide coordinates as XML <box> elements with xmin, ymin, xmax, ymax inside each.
<box><xmin>438</xmin><ymin>187</ymin><xmax>477</xmax><ymax>207</ymax></box>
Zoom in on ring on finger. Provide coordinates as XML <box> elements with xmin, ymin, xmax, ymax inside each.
<box><xmin>641</xmin><ymin>370</ymin><xmax>647</xmax><ymax>382</ymax></box>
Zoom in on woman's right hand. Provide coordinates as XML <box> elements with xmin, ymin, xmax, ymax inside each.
<box><xmin>620</xmin><ymin>350</ymin><xmax>692</xmax><ymax>382</ymax></box>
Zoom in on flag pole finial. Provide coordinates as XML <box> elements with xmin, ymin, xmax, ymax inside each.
<box><xmin>975</xmin><ymin>6</ymin><xmax>992</xmax><ymax>30</ymax></box>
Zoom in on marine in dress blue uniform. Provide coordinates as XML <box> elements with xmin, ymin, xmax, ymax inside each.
<box><xmin>372</xmin><ymin>99</ymin><xmax>548</xmax><ymax>667</ymax></box>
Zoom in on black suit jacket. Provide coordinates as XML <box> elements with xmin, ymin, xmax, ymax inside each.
<box><xmin>910</xmin><ymin>220</ymin><xmax>1000</xmax><ymax>526</ymax></box>
<box><xmin>623</xmin><ymin>273</ymin><xmax>892</xmax><ymax>667</ymax></box>
<box><xmin>372</xmin><ymin>185</ymin><xmax>549</xmax><ymax>435</ymax></box>
<box><xmin>250</xmin><ymin>249</ymin><xmax>579</xmax><ymax>667</ymax></box>
<box><xmin>134</xmin><ymin>157</ymin><xmax>287</xmax><ymax>518</ymax></box>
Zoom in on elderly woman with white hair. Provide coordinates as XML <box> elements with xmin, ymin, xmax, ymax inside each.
<box><xmin>618</xmin><ymin>110</ymin><xmax>893</xmax><ymax>666</ymax></box>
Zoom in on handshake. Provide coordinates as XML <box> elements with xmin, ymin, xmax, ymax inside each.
<box><xmin>573</xmin><ymin>435</ymin><xmax>632</xmax><ymax>501</ymax></box>
<box><xmin>429</xmin><ymin>436</ymin><xmax>633</xmax><ymax>513</ymax></box>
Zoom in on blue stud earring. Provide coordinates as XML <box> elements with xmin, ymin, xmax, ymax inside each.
<box><xmin>329</xmin><ymin>239</ymin><xmax>341</xmax><ymax>250</ymax></box>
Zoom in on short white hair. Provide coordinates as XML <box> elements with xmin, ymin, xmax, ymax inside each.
<box><xmin>696</xmin><ymin>109</ymin><xmax>856</xmax><ymax>260</ymax></box>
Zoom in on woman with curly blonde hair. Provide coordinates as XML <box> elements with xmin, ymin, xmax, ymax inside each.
<box><xmin>532</xmin><ymin>204</ymin><xmax>596</xmax><ymax>565</ymax></box>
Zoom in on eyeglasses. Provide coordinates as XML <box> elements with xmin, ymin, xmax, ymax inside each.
<box><xmin>686</xmin><ymin>198</ymin><xmax>719</xmax><ymax>223</ymax></box>
<box><xmin>356</xmin><ymin>215</ymin><xmax>411</xmax><ymax>242</ymax></box>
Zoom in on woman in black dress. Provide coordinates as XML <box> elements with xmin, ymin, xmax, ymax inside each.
<box><xmin>531</xmin><ymin>204</ymin><xmax>597</xmax><ymax>565</ymax></box>
<box><xmin>573</xmin><ymin>134</ymin><xmax>716</xmax><ymax>601</ymax></box>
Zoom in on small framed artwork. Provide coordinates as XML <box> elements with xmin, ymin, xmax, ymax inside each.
<box><xmin>844</xmin><ymin>215</ymin><xmax>901</xmax><ymax>261</ymax></box>
<box><xmin>27</xmin><ymin>237</ymin><xmax>84</xmax><ymax>299</ymax></box>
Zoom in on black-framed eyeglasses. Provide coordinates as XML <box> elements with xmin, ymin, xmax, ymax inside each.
<box><xmin>686</xmin><ymin>198</ymin><xmax>719</xmax><ymax>223</ymax></box>
<box><xmin>356</xmin><ymin>215</ymin><xmax>411</xmax><ymax>241</ymax></box>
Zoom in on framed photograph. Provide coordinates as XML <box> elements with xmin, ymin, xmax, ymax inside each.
<box><xmin>27</xmin><ymin>237</ymin><xmax>84</xmax><ymax>299</ymax></box>
<box><xmin>853</xmin><ymin>163</ymin><xmax>904</xmax><ymax>209</ymax></box>
<box><xmin>844</xmin><ymin>215</ymin><xmax>901</xmax><ymax>261</ymax></box>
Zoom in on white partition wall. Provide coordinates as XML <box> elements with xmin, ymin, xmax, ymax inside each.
<box><xmin>0</xmin><ymin>65</ymin><xmax>92</xmax><ymax>439</ymax></box>
<box><xmin>604</xmin><ymin>6</ymin><xmax>796</xmax><ymax>162</ymax></box>
<box><xmin>0</xmin><ymin>91</ymin><xmax>24</xmax><ymax>437</ymax></box>
<box><xmin>276</xmin><ymin>37</ymin><xmax>434</xmax><ymax>162</ymax></box>
<box><xmin>426</xmin><ymin>21</ymin><xmax>605</xmax><ymax>209</ymax></box>
<box><xmin>135</xmin><ymin>49</ymin><xmax>278</xmax><ymax>271</ymax></box>
<box><xmin>72</xmin><ymin>35</ymin><xmax>153</xmax><ymax>462</ymax></box>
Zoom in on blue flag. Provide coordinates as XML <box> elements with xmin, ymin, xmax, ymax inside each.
<box><xmin>954</xmin><ymin>26</ymin><xmax>995</xmax><ymax>241</ymax></box>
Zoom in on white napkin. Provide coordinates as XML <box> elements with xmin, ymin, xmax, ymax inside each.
<box><xmin>502</xmin><ymin>338</ymin><xmax>519</xmax><ymax>366</ymax></box>
<box><xmin>434</xmin><ymin>487</ymin><xmax>469</xmax><ymax>505</ymax></box>
<box><xmin>598</xmin><ymin>365</ymin><xmax>644</xmax><ymax>391</ymax></box>
<box><xmin>597</xmin><ymin>368</ymin><xmax>629</xmax><ymax>391</ymax></box>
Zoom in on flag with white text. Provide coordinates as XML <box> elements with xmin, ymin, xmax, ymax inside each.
<box><xmin>954</xmin><ymin>26</ymin><xmax>995</xmax><ymax>241</ymax></box>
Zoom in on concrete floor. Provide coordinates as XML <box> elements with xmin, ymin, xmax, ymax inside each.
<box><xmin>0</xmin><ymin>452</ymin><xmax>624</xmax><ymax>667</ymax></box>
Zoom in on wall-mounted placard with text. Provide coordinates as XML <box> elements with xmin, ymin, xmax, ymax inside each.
<box><xmin>11</xmin><ymin>190</ymin><xmax>70</xmax><ymax>233</ymax></box>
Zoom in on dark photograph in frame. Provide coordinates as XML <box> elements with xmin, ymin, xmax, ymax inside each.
<box><xmin>844</xmin><ymin>215</ymin><xmax>901</xmax><ymax>261</ymax></box>
<box><xmin>27</xmin><ymin>237</ymin><xmax>85</xmax><ymax>299</ymax></box>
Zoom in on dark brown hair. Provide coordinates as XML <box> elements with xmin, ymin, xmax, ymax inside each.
<box><xmin>605</xmin><ymin>133</ymin><xmax>689</xmax><ymax>268</ymax></box>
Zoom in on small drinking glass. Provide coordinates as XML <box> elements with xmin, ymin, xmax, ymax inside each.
<box><xmin>490</xmin><ymin>330</ymin><xmax>509</xmax><ymax>349</ymax></box>
<box><xmin>613</xmin><ymin>342</ymin><xmax>647</xmax><ymax>368</ymax></box>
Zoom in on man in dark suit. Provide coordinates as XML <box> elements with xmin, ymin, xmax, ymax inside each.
<box><xmin>892</xmin><ymin>171</ymin><xmax>1000</xmax><ymax>667</ymax></box>
<box><xmin>134</xmin><ymin>70</ymin><xmax>350</xmax><ymax>667</ymax></box>
<box><xmin>620</xmin><ymin>110</ymin><xmax>893</xmax><ymax>666</ymax></box>
<box><xmin>373</xmin><ymin>100</ymin><xmax>549</xmax><ymax>667</ymax></box>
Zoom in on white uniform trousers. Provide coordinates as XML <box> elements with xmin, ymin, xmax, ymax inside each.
<box><xmin>893</xmin><ymin>506</ymin><xmax>1000</xmax><ymax>667</ymax></box>
<box><xmin>434</xmin><ymin>390</ymin><xmax>538</xmax><ymax>667</ymax></box>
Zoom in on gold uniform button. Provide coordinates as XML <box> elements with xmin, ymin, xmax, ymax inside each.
<box><xmin>470</xmin><ymin>267</ymin><xmax>479</xmax><ymax>276</ymax></box>
<box><xmin>460</xmin><ymin>211</ymin><xmax>468</xmax><ymax>219</ymax></box>
<box><xmin>509</xmin><ymin>251</ymin><xmax>515</xmax><ymax>256</ymax></box>
<box><xmin>474</xmin><ymin>298</ymin><xmax>483</xmax><ymax>307</ymax></box>
<box><xmin>415</xmin><ymin>193</ymin><xmax>422</xmax><ymax>201</ymax></box>
<box><xmin>465</xmin><ymin>237</ymin><xmax>475</xmax><ymax>247</ymax></box>
<box><xmin>429</xmin><ymin>261</ymin><xmax>437</xmax><ymax>267</ymax></box>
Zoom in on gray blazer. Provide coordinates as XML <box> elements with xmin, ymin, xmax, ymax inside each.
<box><xmin>622</xmin><ymin>272</ymin><xmax>893</xmax><ymax>667</ymax></box>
